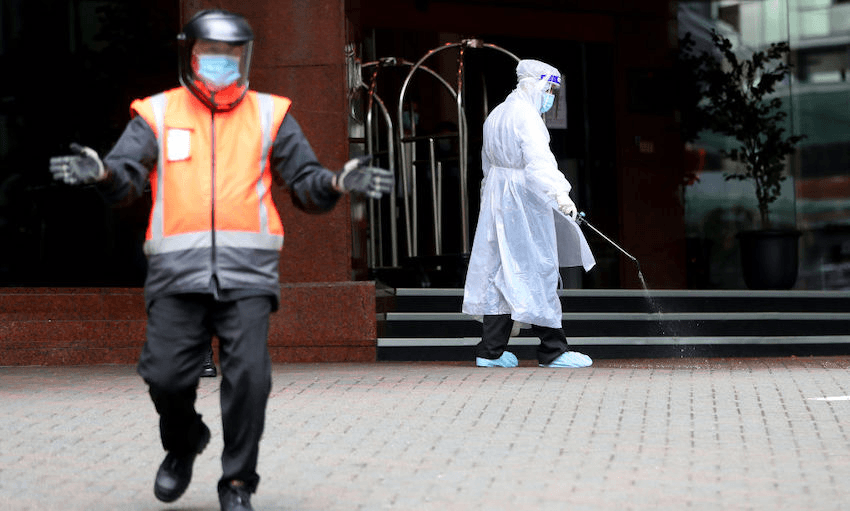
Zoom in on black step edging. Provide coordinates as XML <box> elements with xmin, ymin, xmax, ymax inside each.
<box><xmin>377</xmin><ymin>343</ymin><xmax>850</xmax><ymax>361</ymax></box>
<box><xmin>385</xmin><ymin>289</ymin><xmax>850</xmax><ymax>313</ymax></box>
<box><xmin>380</xmin><ymin>317</ymin><xmax>850</xmax><ymax>338</ymax></box>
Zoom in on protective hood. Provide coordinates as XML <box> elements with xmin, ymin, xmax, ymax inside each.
<box><xmin>514</xmin><ymin>59</ymin><xmax>561</xmax><ymax>114</ymax></box>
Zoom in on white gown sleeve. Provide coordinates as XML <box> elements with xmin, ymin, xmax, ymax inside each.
<box><xmin>516</xmin><ymin>106</ymin><xmax>572</xmax><ymax>205</ymax></box>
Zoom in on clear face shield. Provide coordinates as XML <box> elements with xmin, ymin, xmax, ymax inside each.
<box><xmin>179</xmin><ymin>37</ymin><xmax>253</xmax><ymax>111</ymax></box>
<box><xmin>539</xmin><ymin>73</ymin><xmax>561</xmax><ymax>116</ymax></box>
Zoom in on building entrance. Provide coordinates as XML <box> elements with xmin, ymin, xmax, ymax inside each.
<box><xmin>349</xmin><ymin>30</ymin><xmax>618</xmax><ymax>288</ymax></box>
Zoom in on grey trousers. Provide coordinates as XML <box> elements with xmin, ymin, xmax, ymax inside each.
<box><xmin>138</xmin><ymin>294</ymin><xmax>273</xmax><ymax>492</ymax></box>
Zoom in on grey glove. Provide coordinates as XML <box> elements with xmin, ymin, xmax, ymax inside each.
<box><xmin>49</xmin><ymin>143</ymin><xmax>106</xmax><ymax>185</ymax></box>
<box><xmin>334</xmin><ymin>156</ymin><xmax>394</xmax><ymax>199</ymax></box>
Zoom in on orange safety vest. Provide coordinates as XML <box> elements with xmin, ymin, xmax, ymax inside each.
<box><xmin>131</xmin><ymin>87</ymin><xmax>292</xmax><ymax>300</ymax></box>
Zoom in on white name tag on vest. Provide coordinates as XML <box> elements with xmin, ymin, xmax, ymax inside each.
<box><xmin>166</xmin><ymin>128</ymin><xmax>192</xmax><ymax>161</ymax></box>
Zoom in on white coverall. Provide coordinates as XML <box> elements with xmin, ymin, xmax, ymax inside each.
<box><xmin>462</xmin><ymin>61</ymin><xmax>595</xmax><ymax>329</ymax></box>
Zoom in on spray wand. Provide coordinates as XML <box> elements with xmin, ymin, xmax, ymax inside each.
<box><xmin>576</xmin><ymin>211</ymin><xmax>642</xmax><ymax>274</ymax></box>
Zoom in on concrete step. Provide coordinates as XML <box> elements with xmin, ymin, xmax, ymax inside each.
<box><xmin>376</xmin><ymin>288</ymin><xmax>850</xmax><ymax>360</ymax></box>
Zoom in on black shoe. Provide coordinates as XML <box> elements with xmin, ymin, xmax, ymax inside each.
<box><xmin>201</xmin><ymin>347</ymin><xmax>217</xmax><ymax>378</ymax></box>
<box><xmin>153</xmin><ymin>424</ymin><xmax>211</xmax><ymax>502</ymax></box>
<box><xmin>218</xmin><ymin>480</ymin><xmax>253</xmax><ymax>511</ymax></box>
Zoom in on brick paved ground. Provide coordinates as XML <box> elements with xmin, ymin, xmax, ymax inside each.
<box><xmin>2</xmin><ymin>357</ymin><xmax>850</xmax><ymax>511</ymax></box>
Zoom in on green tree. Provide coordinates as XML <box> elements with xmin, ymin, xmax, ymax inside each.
<box><xmin>682</xmin><ymin>30</ymin><xmax>805</xmax><ymax>228</ymax></box>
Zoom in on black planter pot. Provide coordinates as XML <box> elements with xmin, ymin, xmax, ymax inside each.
<box><xmin>737</xmin><ymin>229</ymin><xmax>802</xmax><ymax>290</ymax></box>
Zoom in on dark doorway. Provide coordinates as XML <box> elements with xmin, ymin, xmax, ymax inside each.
<box><xmin>358</xmin><ymin>28</ymin><xmax>618</xmax><ymax>288</ymax></box>
<box><xmin>0</xmin><ymin>0</ymin><xmax>178</xmax><ymax>286</ymax></box>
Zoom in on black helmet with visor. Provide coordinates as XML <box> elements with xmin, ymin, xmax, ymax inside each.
<box><xmin>177</xmin><ymin>10</ymin><xmax>254</xmax><ymax>111</ymax></box>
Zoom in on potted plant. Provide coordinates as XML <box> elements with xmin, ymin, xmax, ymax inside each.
<box><xmin>680</xmin><ymin>30</ymin><xmax>806</xmax><ymax>289</ymax></box>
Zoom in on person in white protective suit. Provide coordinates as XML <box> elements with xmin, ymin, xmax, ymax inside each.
<box><xmin>462</xmin><ymin>59</ymin><xmax>596</xmax><ymax>368</ymax></box>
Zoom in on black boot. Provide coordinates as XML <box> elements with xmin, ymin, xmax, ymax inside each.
<box><xmin>201</xmin><ymin>345</ymin><xmax>217</xmax><ymax>378</ymax></box>
<box><xmin>218</xmin><ymin>480</ymin><xmax>254</xmax><ymax>511</ymax></box>
<box><xmin>154</xmin><ymin>422</ymin><xmax>211</xmax><ymax>502</ymax></box>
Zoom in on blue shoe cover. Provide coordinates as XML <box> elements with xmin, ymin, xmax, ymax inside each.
<box><xmin>540</xmin><ymin>351</ymin><xmax>592</xmax><ymax>368</ymax></box>
<box><xmin>476</xmin><ymin>351</ymin><xmax>519</xmax><ymax>368</ymax></box>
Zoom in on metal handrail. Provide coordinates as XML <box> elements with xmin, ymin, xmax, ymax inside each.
<box><xmin>353</xmin><ymin>40</ymin><xmax>521</xmax><ymax>271</ymax></box>
<box><xmin>397</xmin><ymin>40</ymin><xmax>519</xmax><ymax>255</ymax></box>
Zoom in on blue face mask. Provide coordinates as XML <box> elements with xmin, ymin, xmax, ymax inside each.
<box><xmin>197</xmin><ymin>55</ymin><xmax>241</xmax><ymax>87</ymax></box>
<box><xmin>540</xmin><ymin>92</ymin><xmax>555</xmax><ymax>114</ymax></box>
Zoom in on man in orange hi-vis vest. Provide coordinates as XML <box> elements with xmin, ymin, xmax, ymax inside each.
<box><xmin>49</xmin><ymin>9</ymin><xmax>392</xmax><ymax>511</ymax></box>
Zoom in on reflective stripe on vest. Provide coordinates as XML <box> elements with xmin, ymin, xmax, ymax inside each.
<box><xmin>138</xmin><ymin>90</ymin><xmax>287</xmax><ymax>255</ymax></box>
<box><xmin>148</xmin><ymin>93</ymin><xmax>167</xmax><ymax>246</ymax></box>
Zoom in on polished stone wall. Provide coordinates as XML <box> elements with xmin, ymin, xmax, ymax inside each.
<box><xmin>0</xmin><ymin>284</ymin><xmax>376</xmax><ymax>365</ymax></box>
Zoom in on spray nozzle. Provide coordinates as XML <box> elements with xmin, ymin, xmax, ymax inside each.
<box><xmin>577</xmin><ymin>211</ymin><xmax>587</xmax><ymax>224</ymax></box>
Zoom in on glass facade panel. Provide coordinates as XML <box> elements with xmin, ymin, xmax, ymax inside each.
<box><xmin>799</xmin><ymin>11</ymin><xmax>830</xmax><ymax>38</ymax></box>
<box><xmin>0</xmin><ymin>1</ymin><xmax>176</xmax><ymax>286</ymax></box>
<box><xmin>681</xmin><ymin>0</ymin><xmax>850</xmax><ymax>289</ymax></box>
